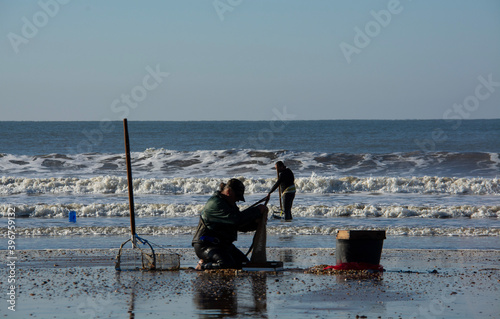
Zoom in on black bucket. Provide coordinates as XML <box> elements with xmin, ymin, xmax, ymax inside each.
<box><xmin>335</xmin><ymin>230</ymin><xmax>386</xmax><ymax>265</ymax></box>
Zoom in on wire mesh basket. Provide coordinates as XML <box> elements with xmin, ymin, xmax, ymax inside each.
<box><xmin>154</xmin><ymin>250</ymin><xmax>181</xmax><ymax>271</ymax></box>
<box><xmin>115</xmin><ymin>238</ymin><xmax>181</xmax><ymax>271</ymax></box>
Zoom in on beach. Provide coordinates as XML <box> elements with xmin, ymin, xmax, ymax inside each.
<box><xmin>1</xmin><ymin>120</ymin><xmax>499</xmax><ymax>318</ymax></box>
<box><xmin>3</xmin><ymin>0</ymin><xmax>500</xmax><ymax>315</ymax></box>
<box><xmin>2</xmin><ymin>247</ymin><xmax>499</xmax><ymax>318</ymax></box>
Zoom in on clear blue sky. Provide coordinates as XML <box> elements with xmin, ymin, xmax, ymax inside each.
<box><xmin>1</xmin><ymin>0</ymin><xmax>499</xmax><ymax>121</ymax></box>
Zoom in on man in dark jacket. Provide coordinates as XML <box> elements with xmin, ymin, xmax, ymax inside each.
<box><xmin>266</xmin><ymin>161</ymin><xmax>295</xmax><ymax>220</ymax></box>
<box><xmin>192</xmin><ymin>178</ymin><xmax>268</xmax><ymax>270</ymax></box>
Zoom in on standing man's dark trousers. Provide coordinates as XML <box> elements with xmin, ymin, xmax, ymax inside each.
<box><xmin>282</xmin><ymin>192</ymin><xmax>295</xmax><ymax>220</ymax></box>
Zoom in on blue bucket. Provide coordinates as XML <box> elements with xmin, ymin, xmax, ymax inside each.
<box><xmin>69</xmin><ymin>211</ymin><xmax>77</xmax><ymax>223</ymax></box>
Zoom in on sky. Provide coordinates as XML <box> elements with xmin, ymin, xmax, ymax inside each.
<box><xmin>1</xmin><ymin>0</ymin><xmax>499</xmax><ymax>121</ymax></box>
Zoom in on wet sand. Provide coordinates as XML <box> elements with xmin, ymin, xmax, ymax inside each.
<box><xmin>1</xmin><ymin>248</ymin><xmax>499</xmax><ymax>318</ymax></box>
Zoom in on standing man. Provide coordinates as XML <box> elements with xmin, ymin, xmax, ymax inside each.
<box><xmin>192</xmin><ymin>178</ymin><xmax>268</xmax><ymax>270</ymax></box>
<box><xmin>266</xmin><ymin>161</ymin><xmax>296</xmax><ymax>221</ymax></box>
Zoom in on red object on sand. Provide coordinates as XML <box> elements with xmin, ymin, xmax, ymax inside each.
<box><xmin>324</xmin><ymin>262</ymin><xmax>384</xmax><ymax>271</ymax></box>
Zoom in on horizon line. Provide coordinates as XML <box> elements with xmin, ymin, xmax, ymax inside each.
<box><xmin>1</xmin><ymin>118</ymin><xmax>499</xmax><ymax>122</ymax></box>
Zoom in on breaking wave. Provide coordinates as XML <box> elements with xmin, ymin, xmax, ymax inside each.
<box><xmin>3</xmin><ymin>225</ymin><xmax>499</xmax><ymax>238</ymax></box>
<box><xmin>1</xmin><ymin>149</ymin><xmax>499</xmax><ymax>178</ymax></box>
<box><xmin>1</xmin><ymin>175</ymin><xmax>498</xmax><ymax>196</ymax></box>
<box><xmin>2</xmin><ymin>203</ymin><xmax>498</xmax><ymax>219</ymax></box>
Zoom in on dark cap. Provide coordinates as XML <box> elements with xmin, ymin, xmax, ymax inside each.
<box><xmin>227</xmin><ymin>178</ymin><xmax>245</xmax><ymax>202</ymax></box>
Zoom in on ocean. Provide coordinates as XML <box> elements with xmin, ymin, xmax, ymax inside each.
<box><xmin>1</xmin><ymin>120</ymin><xmax>499</xmax><ymax>250</ymax></box>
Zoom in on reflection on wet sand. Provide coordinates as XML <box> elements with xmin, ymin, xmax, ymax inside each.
<box><xmin>115</xmin><ymin>272</ymin><xmax>137</xmax><ymax>319</ymax></box>
<box><xmin>193</xmin><ymin>272</ymin><xmax>270</xmax><ymax>318</ymax></box>
<box><xmin>278</xmin><ymin>249</ymin><xmax>294</xmax><ymax>263</ymax></box>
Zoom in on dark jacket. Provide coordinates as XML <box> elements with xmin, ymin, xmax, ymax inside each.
<box><xmin>192</xmin><ymin>191</ymin><xmax>261</xmax><ymax>246</ymax></box>
<box><xmin>270</xmin><ymin>168</ymin><xmax>295</xmax><ymax>193</ymax></box>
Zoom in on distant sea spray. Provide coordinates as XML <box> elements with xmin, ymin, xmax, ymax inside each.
<box><xmin>1</xmin><ymin>149</ymin><xmax>499</xmax><ymax>178</ymax></box>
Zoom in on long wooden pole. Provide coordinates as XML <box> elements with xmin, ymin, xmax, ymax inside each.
<box><xmin>277</xmin><ymin>166</ymin><xmax>282</xmax><ymax>214</ymax></box>
<box><xmin>123</xmin><ymin>119</ymin><xmax>136</xmax><ymax>244</ymax></box>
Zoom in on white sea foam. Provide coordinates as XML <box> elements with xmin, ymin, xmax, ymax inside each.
<box><xmin>2</xmin><ymin>203</ymin><xmax>498</xmax><ymax>219</ymax></box>
<box><xmin>4</xmin><ymin>224</ymin><xmax>499</xmax><ymax>238</ymax></box>
<box><xmin>1</xmin><ymin>176</ymin><xmax>498</xmax><ymax>196</ymax></box>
